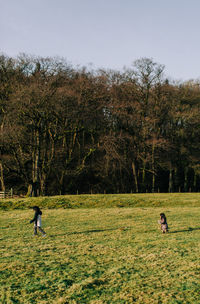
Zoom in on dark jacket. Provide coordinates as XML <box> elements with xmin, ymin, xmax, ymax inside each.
<box><xmin>160</xmin><ymin>215</ymin><xmax>167</xmax><ymax>225</ymax></box>
<box><xmin>160</xmin><ymin>214</ymin><xmax>168</xmax><ymax>231</ymax></box>
<box><xmin>30</xmin><ymin>207</ymin><xmax>42</xmax><ymax>224</ymax></box>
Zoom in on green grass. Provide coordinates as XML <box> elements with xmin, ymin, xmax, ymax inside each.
<box><xmin>0</xmin><ymin>194</ymin><xmax>200</xmax><ymax>303</ymax></box>
<box><xmin>1</xmin><ymin>192</ymin><xmax>200</xmax><ymax>210</ymax></box>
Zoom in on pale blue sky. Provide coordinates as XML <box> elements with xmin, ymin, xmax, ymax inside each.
<box><xmin>1</xmin><ymin>0</ymin><xmax>200</xmax><ymax>81</ymax></box>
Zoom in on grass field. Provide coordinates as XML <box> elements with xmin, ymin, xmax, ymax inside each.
<box><xmin>1</xmin><ymin>194</ymin><xmax>200</xmax><ymax>303</ymax></box>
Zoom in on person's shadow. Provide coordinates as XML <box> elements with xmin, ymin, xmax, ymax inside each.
<box><xmin>68</xmin><ymin>227</ymin><xmax>131</xmax><ymax>235</ymax></box>
<box><xmin>170</xmin><ymin>227</ymin><xmax>200</xmax><ymax>234</ymax></box>
<box><xmin>49</xmin><ymin>227</ymin><xmax>132</xmax><ymax>237</ymax></box>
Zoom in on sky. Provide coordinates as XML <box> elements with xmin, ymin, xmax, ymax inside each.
<box><xmin>1</xmin><ymin>0</ymin><xmax>200</xmax><ymax>81</ymax></box>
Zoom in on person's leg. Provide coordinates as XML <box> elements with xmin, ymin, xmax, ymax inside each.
<box><xmin>38</xmin><ymin>226</ymin><xmax>46</xmax><ymax>236</ymax></box>
<box><xmin>34</xmin><ymin>225</ymin><xmax>37</xmax><ymax>235</ymax></box>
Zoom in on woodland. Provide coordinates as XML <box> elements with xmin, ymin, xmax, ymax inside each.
<box><xmin>1</xmin><ymin>54</ymin><xmax>200</xmax><ymax>196</ymax></box>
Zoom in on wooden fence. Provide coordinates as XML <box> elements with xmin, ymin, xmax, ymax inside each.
<box><xmin>0</xmin><ymin>188</ymin><xmax>13</xmax><ymax>199</ymax></box>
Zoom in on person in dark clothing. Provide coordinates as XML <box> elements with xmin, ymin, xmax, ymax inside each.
<box><xmin>158</xmin><ymin>213</ymin><xmax>168</xmax><ymax>233</ymax></box>
<box><xmin>30</xmin><ymin>206</ymin><xmax>46</xmax><ymax>236</ymax></box>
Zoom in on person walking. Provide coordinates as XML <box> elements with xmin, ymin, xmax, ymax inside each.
<box><xmin>30</xmin><ymin>206</ymin><xmax>46</xmax><ymax>236</ymax></box>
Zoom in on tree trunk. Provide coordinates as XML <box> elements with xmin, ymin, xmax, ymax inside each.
<box><xmin>168</xmin><ymin>164</ymin><xmax>173</xmax><ymax>193</ymax></box>
<box><xmin>132</xmin><ymin>161</ymin><xmax>138</xmax><ymax>193</ymax></box>
<box><xmin>152</xmin><ymin>143</ymin><xmax>155</xmax><ymax>193</ymax></box>
<box><xmin>141</xmin><ymin>162</ymin><xmax>146</xmax><ymax>192</ymax></box>
<box><xmin>58</xmin><ymin>170</ymin><xmax>65</xmax><ymax>195</ymax></box>
<box><xmin>32</xmin><ymin>128</ymin><xmax>41</xmax><ymax>196</ymax></box>
<box><xmin>40</xmin><ymin>174</ymin><xmax>46</xmax><ymax>196</ymax></box>
<box><xmin>194</xmin><ymin>171</ymin><xmax>197</xmax><ymax>192</ymax></box>
<box><xmin>184</xmin><ymin>167</ymin><xmax>188</xmax><ymax>192</ymax></box>
<box><xmin>0</xmin><ymin>162</ymin><xmax>5</xmax><ymax>191</ymax></box>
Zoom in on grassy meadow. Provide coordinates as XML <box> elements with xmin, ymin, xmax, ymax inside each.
<box><xmin>1</xmin><ymin>193</ymin><xmax>200</xmax><ymax>303</ymax></box>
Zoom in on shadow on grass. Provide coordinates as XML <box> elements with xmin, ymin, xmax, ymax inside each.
<box><xmin>170</xmin><ymin>227</ymin><xmax>200</xmax><ymax>234</ymax></box>
<box><xmin>49</xmin><ymin>227</ymin><xmax>132</xmax><ymax>237</ymax></box>
<box><xmin>68</xmin><ymin>227</ymin><xmax>132</xmax><ymax>235</ymax></box>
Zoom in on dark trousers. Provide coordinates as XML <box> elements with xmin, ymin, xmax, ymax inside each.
<box><xmin>34</xmin><ymin>226</ymin><xmax>46</xmax><ymax>235</ymax></box>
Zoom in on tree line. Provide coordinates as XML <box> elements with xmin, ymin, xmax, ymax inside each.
<box><xmin>1</xmin><ymin>54</ymin><xmax>200</xmax><ymax>196</ymax></box>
